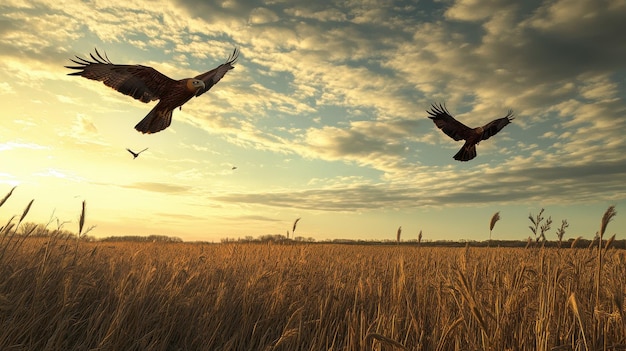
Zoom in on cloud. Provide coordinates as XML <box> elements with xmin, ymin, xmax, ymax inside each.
<box><xmin>55</xmin><ymin>114</ymin><xmax>108</xmax><ymax>148</ymax></box>
<box><xmin>284</xmin><ymin>7</ymin><xmax>347</xmax><ymax>22</ymax></box>
<box><xmin>223</xmin><ymin>214</ymin><xmax>282</xmax><ymax>222</ymax></box>
<box><xmin>0</xmin><ymin>141</ymin><xmax>48</xmax><ymax>151</ymax></box>
<box><xmin>445</xmin><ymin>0</ymin><xmax>515</xmax><ymax>22</ymax></box>
<box><xmin>213</xmin><ymin>159</ymin><xmax>626</xmax><ymax>212</ymax></box>
<box><xmin>0</xmin><ymin>82</ymin><xmax>14</xmax><ymax>94</ymax></box>
<box><xmin>298</xmin><ymin>119</ymin><xmax>419</xmax><ymax>172</ymax></box>
<box><xmin>123</xmin><ymin>182</ymin><xmax>192</xmax><ymax>194</ymax></box>
<box><xmin>156</xmin><ymin>212</ymin><xmax>206</xmax><ymax>221</ymax></box>
<box><xmin>33</xmin><ymin>168</ymin><xmax>84</xmax><ymax>182</ymax></box>
<box><xmin>248</xmin><ymin>7</ymin><xmax>280</xmax><ymax>24</ymax></box>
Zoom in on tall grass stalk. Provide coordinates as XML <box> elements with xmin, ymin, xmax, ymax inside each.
<box><xmin>592</xmin><ymin>205</ymin><xmax>617</xmax><ymax>349</ymax></box>
<box><xmin>0</xmin><ymin>191</ymin><xmax>35</xmax><ymax>262</ymax></box>
<box><xmin>292</xmin><ymin>217</ymin><xmax>301</xmax><ymax>237</ymax></box>
<box><xmin>0</xmin><ymin>186</ymin><xmax>15</xmax><ymax>208</ymax></box>
<box><xmin>489</xmin><ymin>211</ymin><xmax>500</xmax><ymax>245</ymax></box>
<box><xmin>595</xmin><ymin>206</ymin><xmax>617</xmax><ymax>311</ymax></box>
<box><xmin>568</xmin><ymin>293</ymin><xmax>589</xmax><ymax>351</ymax></box>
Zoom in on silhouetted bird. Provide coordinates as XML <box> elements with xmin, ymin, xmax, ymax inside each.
<box><xmin>231</xmin><ymin>166</ymin><xmax>237</xmax><ymax>170</ymax></box>
<box><xmin>427</xmin><ymin>103</ymin><xmax>514</xmax><ymax>161</ymax></box>
<box><xmin>66</xmin><ymin>48</ymin><xmax>239</xmax><ymax>134</ymax></box>
<box><xmin>126</xmin><ymin>147</ymin><xmax>148</xmax><ymax>159</ymax></box>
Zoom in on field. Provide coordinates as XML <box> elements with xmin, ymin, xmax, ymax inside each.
<box><xmin>1</xmin><ymin>235</ymin><xmax>626</xmax><ymax>351</ymax></box>
<box><xmin>0</xmin><ymin>191</ymin><xmax>623</xmax><ymax>350</ymax></box>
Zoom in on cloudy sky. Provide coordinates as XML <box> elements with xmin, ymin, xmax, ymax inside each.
<box><xmin>1</xmin><ymin>0</ymin><xmax>625</xmax><ymax>242</ymax></box>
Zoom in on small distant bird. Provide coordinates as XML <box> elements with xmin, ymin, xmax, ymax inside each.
<box><xmin>231</xmin><ymin>166</ymin><xmax>237</xmax><ymax>170</ymax></box>
<box><xmin>126</xmin><ymin>147</ymin><xmax>148</xmax><ymax>159</ymax></box>
<box><xmin>427</xmin><ymin>103</ymin><xmax>514</xmax><ymax>161</ymax></box>
<box><xmin>66</xmin><ymin>48</ymin><xmax>239</xmax><ymax>134</ymax></box>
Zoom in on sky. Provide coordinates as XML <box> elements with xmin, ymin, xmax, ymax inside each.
<box><xmin>1</xmin><ymin>0</ymin><xmax>625</xmax><ymax>242</ymax></box>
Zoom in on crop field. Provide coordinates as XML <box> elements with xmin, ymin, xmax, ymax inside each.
<box><xmin>1</xmin><ymin>234</ymin><xmax>625</xmax><ymax>351</ymax></box>
<box><xmin>0</xmin><ymin>190</ymin><xmax>623</xmax><ymax>351</ymax></box>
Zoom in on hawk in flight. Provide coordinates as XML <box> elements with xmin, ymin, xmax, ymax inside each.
<box><xmin>66</xmin><ymin>48</ymin><xmax>239</xmax><ymax>134</ymax></box>
<box><xmin>126</xmin><ymin>147</ymin><xmax>148</xmax><ymax>159</ymax></box>
<box><xmin>427</xmin><ymin>103</ymin><xmax>515</xmax><ymax>161</ymax></box>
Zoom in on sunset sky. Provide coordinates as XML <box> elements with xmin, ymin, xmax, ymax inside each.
<box><xmin>1</xmin><ymin>0</ymin><xmax>625</xmax><ymax>242</ymax></box>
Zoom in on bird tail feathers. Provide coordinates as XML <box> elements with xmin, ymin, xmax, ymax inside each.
<box><xmin>134</xmin><ymin>105</ymin><xmax>173</xmax><ymax>134</ymax></box>
<box><xmin>454</xmin><ymin>143</ymin><xmax>477</xmax><ymax>161</ymax></box>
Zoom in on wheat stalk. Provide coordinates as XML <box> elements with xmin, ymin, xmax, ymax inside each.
<box><xmin>0</xmin><ymin>186</ymin><xmax>16</xmax><ymax>208</ymax></box>
<box><xmin>79</xmin><ymin>200</ymin><xmax>86</xmax><ymax>237</ymax></box>
<box><xmin>595</xmin><ymin>205</ymin><xmax>617</xmax><ymax>317</ymax></box>
<box><xmin>489</xmin><ymin>211</ymin><xmax>500</xmax><ymax>244</ymax></box>
<box><xmin>291</xmin><ymin>217</ymin><xmax>301</xmax><ymax>238</ymax></box>
<box><xmin>568</xmin><ymin>293</ymin><xmax>589</xmax><ymax>351</ymax></box>
<box><xmin>570</xmin><ymin>236</ymin><xmax>581</xmax><ymax>249</ymax></box>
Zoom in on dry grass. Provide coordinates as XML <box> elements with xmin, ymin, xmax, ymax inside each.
<box><xmin>0</xmin><ymin>191</ymin><xmax>623</xmax><ymax>350</ymax></box>
<box><xmin>1</xmin><ymin>239</ymin><xmax>625</xmax><ymax>350</ymax></box>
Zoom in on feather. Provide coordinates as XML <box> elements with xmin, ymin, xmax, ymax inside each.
<box><xmin>428</xmin><ymin>103</ymin><xmax>515</xmax><ymax>161</ymax></box>
<box><xmin>427</xmin><ymin>103</ymin><xmax>473</xmax><ymax>141</ymax></box>
<box><xmin>134</xmin><ymin>103</ymin><xmax>174</xmax><ymax>134</ymax></box>
<box><xmin>66</xmin><ymin>48</ymin><xmax>238</xmax><ymax>134</ymax></box>
<box><xmin>194</xmin><ymin>48</ymin><xmax>239</xmax><ymax>96</ymax></box>
<box><xmin>480</xmin><ymin>110</ymin><xmax>515</xmax><ymax>141</ymax></box>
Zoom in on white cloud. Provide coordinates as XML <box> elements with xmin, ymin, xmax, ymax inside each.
<box><xmin>248</xmin><ymin>7</ymin><xmax>280</xmax><ymax>24</ymax></box>
<box><xmin>0</xmin><ymin>141</ymin><xmax>48</xmax><ymax>152</ymax></box>
<box><xmin>0</xmin><ymin>82</ymin><xmax>14</xmax><ymax>94</ymax></box>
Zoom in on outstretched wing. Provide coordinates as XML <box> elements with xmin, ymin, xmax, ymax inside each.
<box><xmin>480</xmin><ymin>110</ymin><xmax>514</xmax><ymax>141</ymax></box>
<box><xmin>427</xmin><ymin>103</ymin><xmax>473</xmax><ymax>141</ymax></box>
<box><xmin>66</xmin><ymin>49</ymin><xmax>177</xmax><ymax>103</ymax></box>
<box><xmin>193</xmin><ymin>48</ymin><xmax>239</xmax><ymax>97</ymax></box>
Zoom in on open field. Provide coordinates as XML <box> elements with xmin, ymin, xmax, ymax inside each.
<box><xmin>1</xmin><ymin>236</ymin><xmax>625</xmax><ymax>351</ymax></box>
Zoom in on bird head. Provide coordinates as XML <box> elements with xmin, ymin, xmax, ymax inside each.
<box><xmin>186</xmin><ymin>79</ymin><xmax>205</xmax><ymax>93</ymax></box>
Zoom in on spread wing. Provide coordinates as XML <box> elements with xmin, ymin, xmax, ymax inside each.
<box><xmin>193</xmin><ymin>48</ymin><xmax>239</xmax><ymax>97</ymax></box>
<box><xmin>480</xmin><ymin>110</ymin><xmax>515</xmax><ymax>141</ymax></box>
<box><xmin>66</xmin><ymin>49</ymin><xmax>177</xmax><ymax>103</ymax></box>
<box><xmin>427</xmin><ymin>103</ymin><xmax>473</xmax><ymax>141</ymax></box>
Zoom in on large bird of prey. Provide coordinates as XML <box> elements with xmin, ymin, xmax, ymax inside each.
<box><xmin>427</xmin><ymin>103</ymin><xmax>514</xmax><ymax>161</ymax></box>
<box><xmin>66</xmin><ymin>48</ymin><xmax>239</xmax><ymax>134</ymax></box>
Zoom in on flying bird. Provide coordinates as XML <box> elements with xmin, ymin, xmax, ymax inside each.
<box><xmin>66</xmin><ymin>48</ymin><xmax>239</xmax><ymax>134</ymax></box>
<box><xmin>427</xmin><ymin>103</ymin><xmax>514</xmax><ymax>161</ymax></box>
<box><xmin>126</xmin><ymin>147</ymin><xmax>148</xmax><ymax>159</ymax></box>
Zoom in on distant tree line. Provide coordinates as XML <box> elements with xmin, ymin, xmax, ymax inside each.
<box><xmin>12</xmin><ymin>222</ymin><xmax>182</xmax><ymax>243</ymax></box>
<box><xmin>222</xmin><ymin>234</ymin><xmax>315</xmax><ymax>244</ymax></box>
<box><xmin>219</xmin><ymin>233</ymin><xmax>625</xmax><ymax>250</ymax></box>
<box><xmin>14</xmin><ymin>222</ymin><xmax>97</xmax><ymax>242</ymax></box>
<box><xmin>11</xmin><ymin>222</ymin><xmax>624</xmax><ymax>249</ymax></box>
<box><xmin>100</xmin><ymin>235</ymin><xmax>183</xmax><ymax>243</ymax></box>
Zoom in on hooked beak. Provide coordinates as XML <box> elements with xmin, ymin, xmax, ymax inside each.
<box><xmin>195</xmin><ymin>81</ymin><xmax>206</xmax><ymax>96</ymax></box>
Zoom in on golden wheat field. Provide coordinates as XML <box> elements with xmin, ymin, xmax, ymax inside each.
<box><xmin>1</xmin><ymin>233</ymin><xmax>625</xmax><ymax>351</ymax></box>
